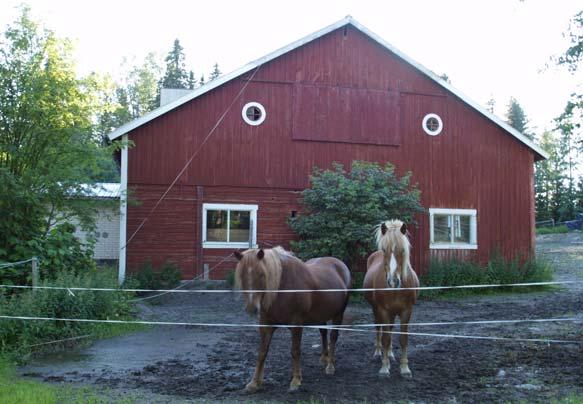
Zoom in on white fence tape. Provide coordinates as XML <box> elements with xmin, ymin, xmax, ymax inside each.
<box><xmin>0</xmin><ymin>315</ymin><xmax>580</xmax><ymax>345</ymax></box>
<box><xmin>0</xmin><ymin>279</ymin><xmax>581</xmax><ymax>294</ymax></box>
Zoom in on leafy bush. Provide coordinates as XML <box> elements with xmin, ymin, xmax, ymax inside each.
<box><xmin>0</xmin><ymin>267</ymin><xmax>136</xmax><ymax>359</ymax></box>
<box><xmin>290</xmin><ymin>161</ymin><xmax>424</xmax><ymax>272</ymax></box>
<box><xmin>225</xmin><ymin>270</ymin><xmax>236</xmax><ymax>288</ymax></box>
<box><xmin>133</xmin><ymin>261</ymin><xmax>181</xmax><ymax>290</ymax></box>
<box><xmin>421</xmin><ymin>254</ymin><xmax>554</xmax><ymax>298</ymax></box>
<box><xmin>536</xmin><ymin>225</ymin><xmax>569</xmax><ymax>235</ymax></box>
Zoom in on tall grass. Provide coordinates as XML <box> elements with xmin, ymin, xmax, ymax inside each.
<box><xmin>421</xmin><ymin>255</ymin><xmax>554</xmax><ymax>298</ymax></box>
<box><xmin>536</xmin><ymin>225</ymin><xmax>569</xmax><ymax>235</ymax></box>
<box><xmin>0</xmin><ymin>267</ymin><xmax>140</xmax><ymax>360</ymax></box>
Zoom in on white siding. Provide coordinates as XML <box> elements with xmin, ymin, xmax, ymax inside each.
<box><xmin>74</xmin><ymin>207</ymin><xmax>120</xmax><ymax>260</ymax></box>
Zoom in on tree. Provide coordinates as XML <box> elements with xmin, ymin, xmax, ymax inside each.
<box><xmin>289</xmin><ymin>161</ymin><xmax>424</xmax><ymax>272</ymax></box>
<box><xmin>199</xmin><ymin>74</ymin><xmax>205</xmax><ymax>86</ymax></box>
<box><xmin>486</xmin><ymin>97</ymin><xmax>496</xmax><ymax>114</ymax></box>
<box><xmin>160</xmin><ymin>39</ymin><xmax>192</xmax><ymax>89</ymax></box>
<box><xmin>209</xmin><ymin>62</ymin><xmax>221</xmax><ymax>81</ymax></box>
<box><xmin>0</xmin><ymin>7</ymin><xmax>109</xmax><ymax>281</ymax></box>
<box><xmin>556</xmin><ymin>10</ymin><xmax>583</xmax><ymax>72</ymax></box>
<box><xmin>505</xmin><ymin>97</ymin><xmax>533</xmax><ymax>139</ymax></box>
<box><xmin>534</xmin><ymin>131</ymin><xmax>561</xmax><ymax>221</ymax></box>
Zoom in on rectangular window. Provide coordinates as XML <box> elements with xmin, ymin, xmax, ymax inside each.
<box><xmin>429</xmin><ymin>208</ymin><xmax>477</xmax><ymax>249</ymax></box>
<box><xmin>202</xmin><ymin>203</ymin><xmax>258</xmax><ymax>249</ymax></box>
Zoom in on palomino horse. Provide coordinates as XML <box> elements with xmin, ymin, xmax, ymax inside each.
<box><xmin>364</xmin><ymin>219</ymin><xmax>419</xmax><ymax>378</ymax></box>
<box><xmin>234</xmin><ymin>246</ymin><xmax>351</xmax><ymax>392</ymax></box>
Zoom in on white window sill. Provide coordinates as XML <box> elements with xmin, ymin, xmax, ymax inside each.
<box><xmin>203</xmin><ymin>242</ymin><xmax>258</xmax><ymax>249</ymax></box>
<box><xmin>430</xmin><ymin>243</ymin><xmax>478</xmax><ymax>250</ymax></box>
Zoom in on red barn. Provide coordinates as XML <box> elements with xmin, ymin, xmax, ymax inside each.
<box><xmin>108</xmin><ymin>17</ymin><xmax>547</xmax><ymax>283</ymax></box>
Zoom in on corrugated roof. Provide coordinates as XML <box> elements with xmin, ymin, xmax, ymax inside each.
<box><xmin>108</xmin><ymin>16</ymin><xmax>548</xmax><ymax>160</ymax></box>
<box><xmin>77</xmin><ymin>183</ymin><xmax>121</xmax><ymax>199</ymax></box>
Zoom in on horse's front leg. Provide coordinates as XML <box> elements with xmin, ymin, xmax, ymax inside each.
<box><xmin>379</xmin><ymin>312</ymin><xmax>396</xmax><ymax>376</ymax></box>
<box><xmin>373</xmin><ymin>307</ymin><xmax>382</xmax><ymax>357</ymax></box>
<box><xmin>289</xmin><ymin>327</ymin><xmax>303</xmax><ymax>391</ymax></box>
<box><xmin>399</xmin><ymin>309</ymin><xmax>413</xmax><ymax>378</ymax></box>
<box><xmin>245</xmin><ymin>326</ymin><xmax>275</xmax><ymax>393</ymax></box>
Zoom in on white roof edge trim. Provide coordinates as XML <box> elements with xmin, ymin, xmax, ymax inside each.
<box><xmin>107</xmin><ymin>16</ymin><xmax>549</xmax><ymax>160</ymax></box>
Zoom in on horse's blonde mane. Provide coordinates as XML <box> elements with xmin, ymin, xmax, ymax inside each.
<box><xmin>235</xmin><ymin>246</ymin><xmax>292</xmax><ymax>310</ymax></box>
<box><xmin>375</xmin><ymin>219</ymin><xmax>412</xmax><ymax>277</ymax></box>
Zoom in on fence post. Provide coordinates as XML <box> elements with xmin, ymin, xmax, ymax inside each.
<box><xmin>249</xmin><ymin>219</ymin><xmax>254</xmax><ymax>249</ymax></box>
<box><xmin>31</xmin><ymin>257</ymin><xmax>39</xmax><ymax>293</ymax></box>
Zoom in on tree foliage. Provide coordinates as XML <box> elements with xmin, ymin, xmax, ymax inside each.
<box><xmin>289</xmin><ymin>161</ymin><xmax>424</xmax><ymax>271</ymax></box>
<box><xmin>209</xmin><ymin>62</ymin><xmax>221</xmax><ymax>81</ymax></box>
<box><xmin>160</xmin><ymin>39</ymin><xmax>193</xmax><ymax>89</ymax></box>
<box><xmin>505</xmin><ymin>97</ymin><xmax>532</xmax><ymax>139</ymax></box>
<box><xmin>0</xmin><ymin>7</ymin><xmax>111</xmax><ymax>281</ymax></box>
<box><xmin>556</xmin><ymin>10</ymin><xmax>583</xmax><ymax>72</ymax></box>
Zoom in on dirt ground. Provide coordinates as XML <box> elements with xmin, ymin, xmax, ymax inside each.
<box><xmin>21</xmin><ymin>233</ymin><xmax>583</xmax><ymax>403</ymax></box>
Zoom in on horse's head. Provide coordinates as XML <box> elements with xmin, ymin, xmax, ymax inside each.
<box><xmin>234</xmin><ymin>248</ymin><xmax>283</xmax><ymax>315</ymax></box>
<box><xmin>375</xmin><ymin>220</ymin><xmax>411</xmax><ymax>289</ymax></box>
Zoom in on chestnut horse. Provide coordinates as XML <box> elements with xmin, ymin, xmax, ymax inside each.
<box><xmin>234</xmin><ymin>246</ymin><xmax>351</xmax><ymax>392</ymax></box>
<box><xmin>364</xmin><ymin>220</ymin><xmax>419</xmax><ymax>377</ymax></box>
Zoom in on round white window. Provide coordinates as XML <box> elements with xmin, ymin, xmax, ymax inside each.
<box><xmin>242</xmin><ymin>102</ymin><xmax>266</xmax><ymax>126</ymax></box>
<box><xmin>422</xmin><ymin>113</ymin><xmax>443</xmax><ymax>136</ymax></box>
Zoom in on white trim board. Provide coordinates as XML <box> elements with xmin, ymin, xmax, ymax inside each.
<box><xmin>107</xmin><ymin>16</ymin><xmax>548</xmax><ymax>160</ymax></box>
<box><xmin>202</xmin><ymin>203</ymin><xmax>258</xmax><ymax>249</ymax></box>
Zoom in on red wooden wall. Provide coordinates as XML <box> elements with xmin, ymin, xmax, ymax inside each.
<box><xmin>124</xmin><ymin>25</ymin><xmax>537</xmax><ymax>279</ymax></box>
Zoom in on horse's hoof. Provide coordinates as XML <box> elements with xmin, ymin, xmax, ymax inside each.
<box><xmin>325</xmin><ymin>364</ymin><xmax>335</xmax><ymax>375</ymax></box>
<box><xmin>288</xmin><ymin>384</ymin><xmax>301</xmax><ymax>393</ymax></box>
<box><xmin>378</xmin><ymin>367</ymin><xmax>390</xmax><ymax>377</ymax></box>
<box><xmin>245</xmin><ymin>382</ymin><xmax>260</xmax><ymax>393</ymax></box>
<box><xmin>373</xmin><ymin>349</ymin><xmax>382</xmax><ymax>358</ymax></box>
<box><xmin>389</xmin><ymin>352</ymin><xmax>396</xmax><ymax>361</ymax></box>
<box><xmin>400</xmin><ymin>368</ymin><xmax>413</xmax><ymax>378</ymax></box>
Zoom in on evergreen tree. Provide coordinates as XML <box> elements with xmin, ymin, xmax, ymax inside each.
<box><xmin>505</xmin><ymin>97</ymin><xmax>532</xmax><ymax>139</ymax></box>
<box><xmin>199</xmin><ymin>74</ymin><xmax>205</xmax><ymax>86</ymax></box>
<box><xmin>556</xmin><ymin>10</ymin><xmax>583</xmax><ymax>72</ymax></box>
<box><xmin>486</xmin><ymin>97</ymin><xmax>496</xmax><ymax>114</ymax></box>
<box><xmin>534</xmin><ymin>132</ymin><xmax>561</xmax><ymax>221</ymax></box>
<box><xmin>160</xmin><ymin>39</ymin><xmax>191</xmax><ymax>89</ymax></box>
<box><xmin>188</xmin><ymin>71</ymin><xmax>196</xmax><ymax>89</ymax></box>
<box><xmin>209</xmin><ymin>63</ymin><xmax>222</xmax><ymax>81</ymax></box>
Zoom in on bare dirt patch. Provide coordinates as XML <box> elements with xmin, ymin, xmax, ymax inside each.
<box><xmin>21</xmin><ymin>234</ymin><xmax>583</xmax><ymax>402</ymax></box>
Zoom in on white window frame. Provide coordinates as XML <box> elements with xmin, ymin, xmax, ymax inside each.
<box><xmin>422</xmin><ymin>113</ymin><xmax>443</xmax><ymax>136</ymax></box>
<box><xmin>202</xmin><ymin>203</ymin><xmax>258</xmax><ymax>249</ymax></box>
<box><xmin>242</xmin><ymin>102</ymin><xmax>266</xmax><ymax>126</ymax></box>
<box><xmin>429</xmin><ymin>208</ymin><xmax>477</xmax><ymax>250</ymax></box>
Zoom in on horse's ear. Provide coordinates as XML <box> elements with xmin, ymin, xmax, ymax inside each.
<box><xmin>234</xmin><ymin>250</ymin><xmax>243</xmax><ymax>261</ymax></box>
<box><xmin>381</xmin><ymin>223</ymin><xmax>387</xmax><ymax>235</ymax></box>
<box><xmin>257</xmin><ymin>249</ymin><xmax>265</xmax><ymax>260</ymax></box>
<box><xmin>400</xmin><ymin>223</ymin><xmax>407</xmax><ymax>235</ymax></box>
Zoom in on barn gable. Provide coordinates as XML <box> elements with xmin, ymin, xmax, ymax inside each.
<box><xmin>108</xmin><ymin>16</ymin><xmax>547</xmax><ymax>161</ymax></box>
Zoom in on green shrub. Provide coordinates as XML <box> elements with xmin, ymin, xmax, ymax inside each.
<box><xmin>0</xmin><ymin>267</ymin><xmax>136</xmax><ymax>360</ymax></box>
<box><xmin>421</xmin><ymin>255</ymin><xmax>554</xmax><ymax>298</ymax></box>
<box><xmin>349</xmin><ymin>271</ymin><xmax>366</xmax><ymax>303</ymax></box>
<box><xmin>536</xmin><ymin>225</ymin><xmax>569</xmax><ymax>235</ymax></box>
<box><xmin>225</xmin><ymin>270</ymin><xmax>236</xmax><ymax>288</ymax></box>
<box><xmin>133</xmin><ymin>260</ymin><xmax>181</xmax><ymax>290</ymax></box>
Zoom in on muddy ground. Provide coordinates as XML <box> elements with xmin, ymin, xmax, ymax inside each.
<box><xmin>21</xmin><ymin>233</ymin><xmax>583</xmax><ymax>403</ymax></box>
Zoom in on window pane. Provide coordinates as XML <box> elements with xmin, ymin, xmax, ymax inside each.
<box><xmin>230</xmin><ymin>210</ymin><xmax>251</xmax><ymax>242</ymax></box>
<box><xmin>454</xmin><ymin>215</ymin><xmax>471</xmax><ymax>243</ymax></box>
<box><xmin>433</xmin><ymin>214</ymin><xmax>451</xmax><ymax>243</ymax></box>
<box><xmin>206</xmin><ymin>210</ymin><xmax>228</xmax><ymax>242</ymax></box>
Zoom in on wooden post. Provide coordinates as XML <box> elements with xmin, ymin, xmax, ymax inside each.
<box><xmin>31</xmin><ymin>257</ymin><xmax>39</xmax><ymax>293</ymax></box>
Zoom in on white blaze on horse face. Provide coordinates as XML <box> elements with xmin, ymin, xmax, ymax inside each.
<box><xmin>387</xmin><ymin>252</ymin><xmax>400</xmax><ymax>288</ymax></box>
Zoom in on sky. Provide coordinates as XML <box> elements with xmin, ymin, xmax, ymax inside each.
<box><xmin>1</xmin><ymin>0</ymin><xmax>581</xmax><ymax>134</ymax></box>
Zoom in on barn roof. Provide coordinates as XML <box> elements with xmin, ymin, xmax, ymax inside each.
<box><xmin>108</xmin><ymin>16</ymin><xmax>548</xmax><ymax>160</ymax></box>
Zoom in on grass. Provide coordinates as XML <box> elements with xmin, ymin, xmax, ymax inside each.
<box><xmin>553</xmin><ymin>394</ymin><xmax>583</xmax><ymax>404</ymax></box>
<box><xmin>537</xmin><ymin>225</ymin><xmax>569</xmax><ymax>235</ymax></box>
<box><xmin>0</xmin><ymin>356</ymin><xmax>133</xmax><ymax>404</ymax></box>
<box><xmin>419</xmin><ymin>254</ymin><xmax>554</xmax><ymax>299</ymax></box>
